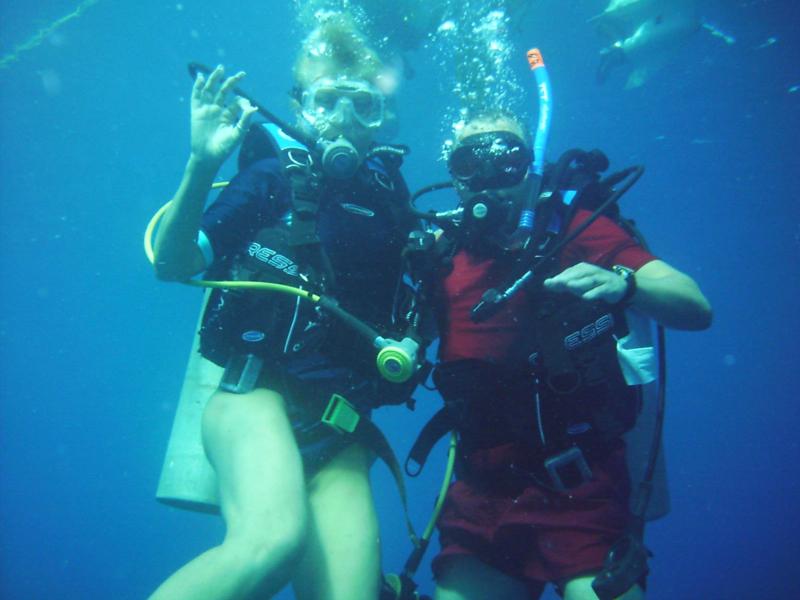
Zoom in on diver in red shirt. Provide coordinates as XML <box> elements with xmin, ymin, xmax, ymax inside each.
<box><xmin>411</xmin><ymin>111</ymin><xmax>711</xmax><ymax>600</ymax></box>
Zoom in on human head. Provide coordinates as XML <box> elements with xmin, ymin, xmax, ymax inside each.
<box><xmin>292</xmin><ymin>14</ymin><xmax>398</xmax><ymax>153</ymax></box>
<box><xmin>447</xmin><ymin>111</ymin><xmax>534</xmax><ymax>250</ymax></box>
<box><xmin>454</xmin><ymin>112</ymin><xmax>529</xmax><ymax>146</ymax></box>
<box><xmin>449</xmin><ymin>111</ymin><xmax>533</xmax><ymax>199</ymax></box>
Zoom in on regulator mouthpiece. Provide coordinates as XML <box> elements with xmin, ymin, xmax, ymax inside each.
<box><xmin>320</xmin><ymin>137</ymin><xmax>360</xmax><ymax>179</ymax></box>
<box><xmin>376</xmin><ymin>337</ymin><xmax>420</xmax><ymax>383</ymax></box>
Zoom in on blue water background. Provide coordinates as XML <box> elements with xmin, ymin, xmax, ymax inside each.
<box><xmin>1</xmin><ymin>1</ymin><xmax>798</xmax><ymax>598</ymax></box>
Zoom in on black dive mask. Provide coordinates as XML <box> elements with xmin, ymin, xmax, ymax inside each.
<box><xmin>448</xmin><ymin>132</ymin><xmax>532</xmax><ymax>192</ymax></box>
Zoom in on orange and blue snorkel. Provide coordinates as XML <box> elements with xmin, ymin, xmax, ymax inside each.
<box><xmin>528</xmin><ymin>48</ymin><xmax>551</xmax><ymax>183</ymax></box>
<box><xmin>511</xmin><ymin>48</ymin><xmax>552</xmax><ymax>244</ymax></box>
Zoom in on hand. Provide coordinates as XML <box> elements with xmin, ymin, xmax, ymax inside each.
<box><xmin>189</xmin><ymin>65</ymin><xmax>258</xmax><ymax>168</ymax></box>
<box><xmin>543</xmin><ymin>262</ymin><xmax>628</xmax><ymax>304</ymax></box>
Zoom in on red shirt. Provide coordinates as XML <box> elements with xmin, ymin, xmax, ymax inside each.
<box><xmin>438</xmin><ymin>209</ymin><xmax>656</xmax><ymax>362</ymax></box>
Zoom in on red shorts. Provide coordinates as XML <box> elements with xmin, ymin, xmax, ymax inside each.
<box><xmin>432</xmin><ymin>440</ymin><xmax>631</xmax><ymax>595</ymax></box>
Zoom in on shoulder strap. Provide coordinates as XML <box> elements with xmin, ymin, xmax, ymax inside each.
<box><xmin>365</xmin><ymin>149</ymin><xmax>419</xmax><ymax>237</ymax></box>
<box><xmin>320</xmin><ymin>394</ymin><xmax>420</xmax><ymax>548</ymax></box>
<box><xmin>248</xmin><ymin>123</ymin><xmax>337</xmax><ymax>286</ymax></box>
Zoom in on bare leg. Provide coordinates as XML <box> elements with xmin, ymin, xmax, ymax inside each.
<box><xmin>562</xmin><ymin>575</ymin><xmax>645</xmax><ymax>600</ymax></box>
<box><xmin>435</xmin><ymin>555</ymin><xmax>530</xmax><ymax>600</ymax></box>
<box><xmin>149</xmin><ymin>388</ymin><xmax>308</xmax><ymax>600</ymax></box>
<box><xmin>292</xmin><ymin>443</ymin><xmax>380</xmax><ymax>600</ymax></box>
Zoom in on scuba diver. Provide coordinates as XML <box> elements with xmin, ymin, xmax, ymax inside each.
<box><xmin>149</xmin><ymin>15</ymin><xmax>426</xmax><ymax>600</ymax></box>
<box><xmin>403</xmin><ymin>109</ymin><xmax>712</xmax><ymax>600</ymax></box>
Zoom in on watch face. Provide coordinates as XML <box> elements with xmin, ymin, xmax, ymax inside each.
<box><xmin>612</xmin><ymin>265</ymin><xmax>637</xmax><ymax>304</ymax></box>
<box><xmin>613</xmin><ymin>265</ymin><xmax>633</xmax><ymax>278</ymax></box>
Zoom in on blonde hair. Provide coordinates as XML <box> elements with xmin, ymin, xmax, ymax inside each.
<box><xmin>293</xmin><ymin>14</ymin><xmax>385</xmax><ymax>88</ymax></box>
<box><xmin>456</xmin><ymin>111</ymin><xmax>531</xmax><ymax>146</ymax></box>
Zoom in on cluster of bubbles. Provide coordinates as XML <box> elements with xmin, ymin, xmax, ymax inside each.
<box><xmin>292</xmin><ymin>0</ymin><xmax>382</xmax><ymax>59</ymax></box>
<box><xmin>293</xmin><ymin>1</ymin><xmax>368</xmax><ymax>35</ymax></box>
<box><xmin>287</xmin><ymin>1</ymin><xmax>527</xmax><ymax>152</ymax></box>
<box><xmin>427</xmin><ymin>1</ymin><xmax>525</xmax><ymax>158</ymax></box>
<box><xmin>289</xmin><ymin>1</ymin><xmax>402</xmax><ymax>96</ymax></box>
<box><xmin>291</xmin><ymin>1</ymin><xmax>432</xmax><ymax>60</ymax></box>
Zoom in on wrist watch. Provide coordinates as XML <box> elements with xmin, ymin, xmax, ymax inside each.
<box><xmin>612</xmin><ymin>265</ymin><xmax>637</xmax><ymax>305</ymax></box>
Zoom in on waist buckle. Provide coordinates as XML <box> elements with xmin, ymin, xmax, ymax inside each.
<box><xmin>543</xmin><ymin>446</ymin><xmax>593</xmax><ymax>491</ymax></box>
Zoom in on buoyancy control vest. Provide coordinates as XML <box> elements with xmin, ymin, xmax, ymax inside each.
<box><xmin>406</xmin><ymin>148</ymin><xmax>648</xmax><ymax>469</ymax></box>
<box><xmin>199</xmin><ymin>123</ymin><xmax>422</xmax><ymax>387</ymax></box>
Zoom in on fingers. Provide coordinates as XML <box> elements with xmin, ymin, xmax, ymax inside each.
<box><xmin>191</xmin><ymin>71</ymin><xmax>205</xmax><ymax>100</ymax></box>
<box><xmin>544</xmin><ymin>273</ymin><xmax>597</xmax><ymax>293</ymax></box>
<box><xmin>197</xmin><ymin>65</ymin><xmax>246</xmax><ymax>106</ymax></box>
<box><xmin>548</xmin><ymin>262</ymin><xmax>597</xmax><ymax>283</ymax></box>
<box><xmin>202</xmin><ymin>64</ymin><xmax>225</xmax><ymax>98</ymax></box>
<box><xmin>234</xmin><ymin>98</ymin><xmax>259</xmax><ymax>133</ymax></box>
<box><xmin>581</xmin><ymin>282</ymin><xmax>613</xmax><ymax>301</ymax></box>
<box><xmin>215</xmin><ymin>71</ymin><xmax>246</xmax><ymax>105</ymax></box>
<box><xmin>570</xmin><ymin>274</ymin><xmax>605</xmax><ymax>290</ymax></box>
<box><xmin>192</xmin><ymin>66</ymin><xmax>255</xmax><ymax>137</ymax></box>
<box><xmin>544</xmin><ymin>267</ymin><xmax>619</xmax><ymax>301</ymax></box>
<box><xmin>545</xmin><ymin>263</ymin><xmax>605</xmax><ymax>287</ymax></box>
<box><xmin>553</xmin><ymin>275</ymin><xmax>603</xmax><ymax>297</ymax></box>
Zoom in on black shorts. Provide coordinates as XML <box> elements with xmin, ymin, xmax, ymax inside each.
<box><xmin>224</xmin><ymin>351</ymin><xmax>410</xmax><ymax>475</ymax></box>
<box><xmin>272</xmin><ymin>352</ymin><xmax>376</xmax><ymax>474</ymax></box>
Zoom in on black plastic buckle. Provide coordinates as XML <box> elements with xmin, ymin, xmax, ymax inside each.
<box><xmin>592</xmin><ymin>531</ymin><xmax>651</xmax><ymax>600</ymax></box>
<box><xmin>220</xmin><ymin>353</ymin><xmax>264</xmax><ymax>394</ymax></box>
<box><xmin>543</xmin><ymin>446</ymin><xmax>593</xmax><ymax>491</ymax></box>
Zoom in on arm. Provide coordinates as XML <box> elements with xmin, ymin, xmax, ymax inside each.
<box><xmin>153</xmin><ymin>65</ymin><xmax>257</xmax><ymax>281</ymax></box>
<box><xmin>543</xmin><ymin>259</ymin><xmax>712</xmax><ymax>331</ymax></box>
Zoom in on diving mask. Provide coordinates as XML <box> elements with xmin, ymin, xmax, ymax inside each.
<box><xmin>448</xmin><ymin>131</ymin><xmax>532</xmax><ymax>192</ymax></box>
<box><xmin>302</xmin><ymin>78</ymin><xmax>385</xmax><ymax>130</ymax></box>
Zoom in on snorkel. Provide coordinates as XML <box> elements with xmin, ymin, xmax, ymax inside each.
<box><xmin>507</xmin><ymin>48</ymin><xmax>551</xmax><ymax>248</ymax></box>
<box><xmin>461</xmin><ymin>48</ymin><xmax>551</xmax><ymax>251</ymax></box>
<box><xmin>404</xmin><ymin>49</ymin><xmax>552</xmax><ymax>238</ymax></box>
<box><xmin>469</xmin><ymin>48</ymin><xmax>644</xmax><ymax>323</ymax></box>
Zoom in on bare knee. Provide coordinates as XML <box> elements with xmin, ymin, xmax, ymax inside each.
<box><xmin>562</xmin><ymin>574</ymin><xmax>645</xmax><ymax>600</ymax></box>
<box><xmin>223</xmin><ymin>509</ymin><xmax>310</xmax><ymax>582</ymax></box>
<box><xmin>435</xmin><ymin>556</ymin><xmax>529</xmax><ymax>600</ymax></box>
<box><xmin>202</xmin><ymin>387</ymin><xmax>309</xmax><ymax>582</ymax></box>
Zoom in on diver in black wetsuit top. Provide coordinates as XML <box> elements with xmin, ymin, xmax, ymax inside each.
<box><xmin>150</xmin><ymin>14</ymin><xmax>418</xmax><ymax>600</ymax></box>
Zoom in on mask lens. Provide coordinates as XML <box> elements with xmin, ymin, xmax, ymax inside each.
<box><xmin>449</xmin><ymin>145</ymin><xmax>482</xmax><ymax>180</ymax></box>
<box><xmin>496</xmin><ymin>145</ymin><xmax>529</xmax><ymax>177</ymax></box>
<box><xmin>448</xmin><ymin>133</ymin><xmax>531</xmax><ymax>191</ymax></box>
<box><xmin>304</xmin><ymin>79</ymin><xmax>384</xmax><ymax>129</ymax></box>
<box><xmin>313</xmin><ymin>88</ymin><xmax>340</xmax><ymax>112</ymax></box>
<box><xmin>351</xmin><ymin>90</ymin><xmax>377</xmax><ymax>121</ymax></box>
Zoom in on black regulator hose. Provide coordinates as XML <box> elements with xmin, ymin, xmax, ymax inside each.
<box><xmin>591</xmin><ymin>324</ymin><xmax>666</xmax><ymax>600</ymax></box>
<box><xmin>407</xmin><ymin>181</ymin><xmax>460</xmax><ymax>223</ymax></box>
<box><xmin>470</xmin><ymin>165</ymin><xmax>645</xmax><ymax>323</ymax></box>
